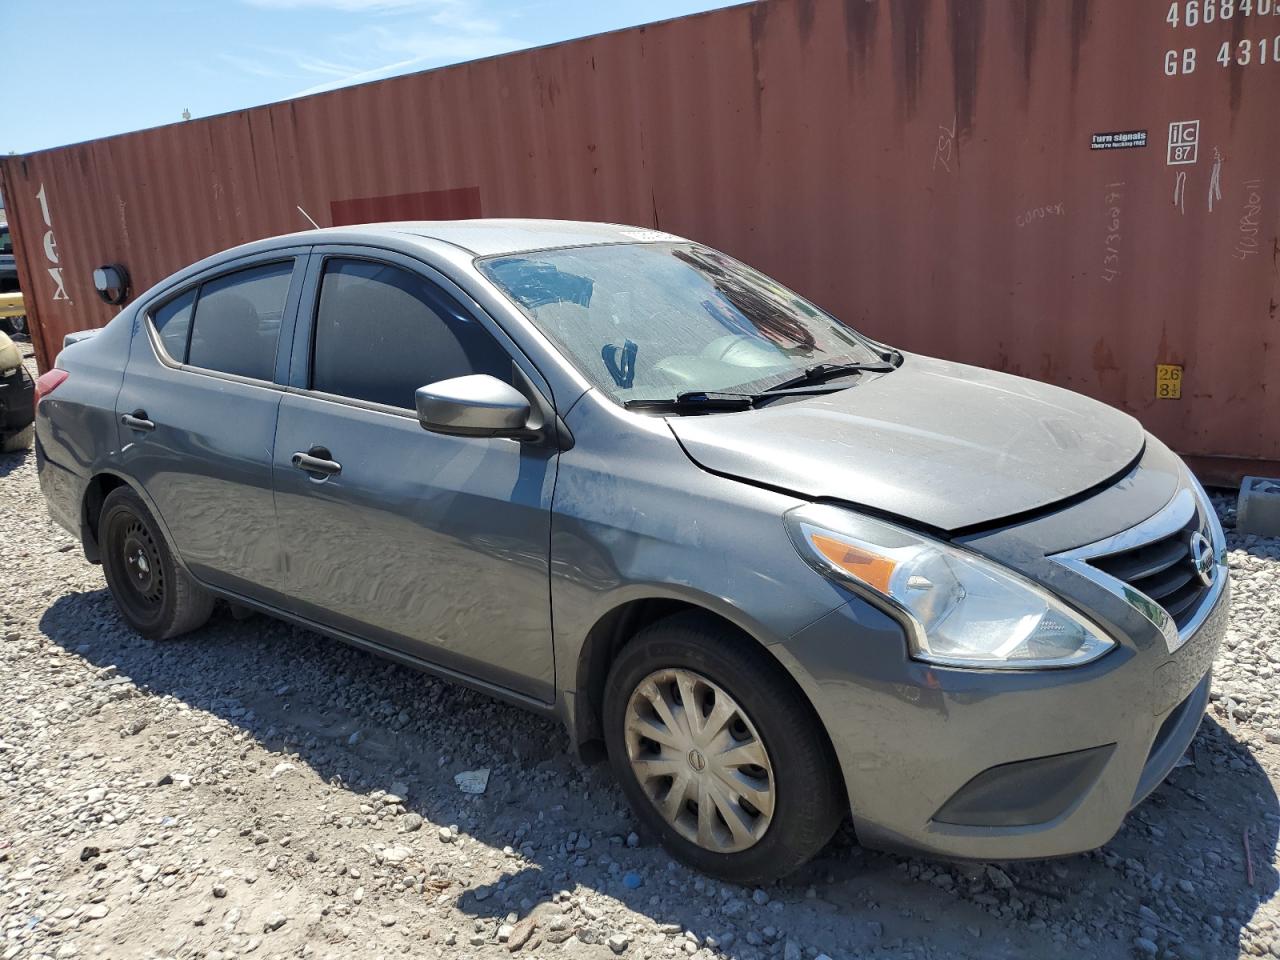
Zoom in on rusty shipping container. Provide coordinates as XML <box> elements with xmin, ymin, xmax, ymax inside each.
<box><xmin>2</xmin><ymin>0</ymin><xmax>1277</xmax><ymax>482</ymax></box>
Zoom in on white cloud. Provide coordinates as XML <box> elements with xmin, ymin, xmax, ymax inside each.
<box><xmin>221</xmin><ymin>0</ymin><xmax>528</xmax><ymax>95</ymax></box>
<box><xmin>288</xmin><ymin>12</ymin><xmax>527</xmax><ymax>96</ymax></box>
<box><xmin>218</xmin><ymin>53</ymin><xmax>291</xmax><ymax>79</ymax></box>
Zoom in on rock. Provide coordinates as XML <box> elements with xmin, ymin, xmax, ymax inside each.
<box><xmin>212</xmin><ymin>883</ymin><xmax>227</xmax><ymax>898</ymax></box>
<box><xmin>263</xmin><ymin>912</ymin><xmax>288</xmax><ymax>932</ymax></box>
<box><xmin>626</xmin><ymin>832</ymin><xmax>640</xmax><ymax>848</ymax></box>
<box><xmin>752</xmin><ymin>888</ymin><xmax>770</xmax><ymax>906</ymax></box>
<box><xmin>783</xmin><ymin>941</ymin><xmax>802</xmax><ymax>960</ymax></box>
<box><xmin>439</xmin><ymin>827</ymin><xmax>456</xmax><ymax>844</ymax></box>
<box><xmin>381</xmin><ymin>845</ymin><xmax>411</xmax><ymax>864</ymax></box>
<box><xmin>623</xmin><ymin>872</ymin><xmax>643</xmax><ymax>889</ymax></box>
<box><xmin>506</xmin><ymin>917</ymin><xmax>537</xmax><ymax>952</ymax></box>
<box><xmin>985</xmin><ymin>866</ymin><xmax>1014</xmax><ymax>890</ymax></box>
<box><xmin>270</xmin><ymin>762</ymin><xmax>295</xmax><ymax>778</ymax></box>
<box><xmin>607</xmin><ymin>933</ymin><xmax>631</xmax><ymax>954</ymax></box>
<box><xmin>454</xmin><ymin>768</ymin><xmax>490</xmax><ymax>794</ymax></box>
<box><xmin>83</xmin><ymin>904</ymin><xmax>109</xmax><ymax>920</ymax></box>
<box><xmin>1134</xmin><ymin>936</ymin><xmax>1159</xmax><ymax>956</ymax></box>
<box><xmin>497</xmin><ymin>924</ymin><xmax>514</xmax><ymax>942</ymax></box>
<box><xmin>401</xmin><ymin>813</ymin><xmax>424</xmax><ymax>833</ymax></box>
<box><xmin>379</xmin><ymin>915</ymin><xmax>397</xmax><ymax>927</ymax></box>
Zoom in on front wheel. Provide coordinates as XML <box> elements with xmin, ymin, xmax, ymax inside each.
<box><xmin>99</xmin><ymin>486</ymin><xmax>214</xmax><ymax>640</ymax></box>
<box><xmin>603</xmin><ymin>613</ymin><xmax>844</xmax><ymax>884</ymax></box>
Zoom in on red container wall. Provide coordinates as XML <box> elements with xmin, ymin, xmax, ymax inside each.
<box><xmin>2</xmin><ymin>0</ymin><xmax>1277</xmax><ymax>482</ymax></box>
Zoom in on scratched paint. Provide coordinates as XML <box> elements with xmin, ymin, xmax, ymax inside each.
<box><xmin>1</xmin><ymin>0</ymin><xmax>1277</xmax><ymax>483</ymax></box>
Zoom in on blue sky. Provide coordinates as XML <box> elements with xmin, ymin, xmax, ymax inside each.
<box><xmin>1</xmin><ymin>0</ymin><xmax>744</xmax><ymax>155</ymax></box>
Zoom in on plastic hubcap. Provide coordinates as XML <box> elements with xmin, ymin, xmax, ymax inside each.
<box><xmin>623</xmin><ymin>668</ymin><xmax>775</xmax><ymax>853</ymax></box>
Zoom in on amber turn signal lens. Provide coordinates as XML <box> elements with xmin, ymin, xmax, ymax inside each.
<box><xmin>809</xmin><ymin>533</ymin><xmax>897</xmax><ymax>594</ymax></box>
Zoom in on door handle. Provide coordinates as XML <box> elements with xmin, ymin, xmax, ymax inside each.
<box><xmin>291</xmin><ymin>447</ymin><xmax>341</xmax><ymax>478</ymax></box>
<box><xmin>121</xmin><ymin>410</ymin><xmax>155</xmax><ymax>432</ymax></box>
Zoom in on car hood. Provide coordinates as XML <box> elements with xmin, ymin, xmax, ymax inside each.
<box><xmin>667</xmin><ymin>353</ymin><xmax>1145</xmax><ymax>532</ymax></box>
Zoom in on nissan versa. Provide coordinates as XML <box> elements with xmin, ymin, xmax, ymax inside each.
<box><xmin>33</xmin><ymin>221</ymin><xmax>1229</xmax><ymax>883</ymax></box>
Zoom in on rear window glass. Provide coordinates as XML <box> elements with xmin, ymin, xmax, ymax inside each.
<box><xmin>186</xmin><ymin>261</ymin><xmax>293</xmax><ymax>381</ymax></box>
<box><xmin>152</xmin><ymin>290</ymin><xmax>195</xmax><ymax>361</ymax></box>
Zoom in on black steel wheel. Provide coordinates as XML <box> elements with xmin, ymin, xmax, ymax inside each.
<box><xmin>99</xmin><ymin>486</ymin><xmax>214</xmax><ymax>640</ymax></box>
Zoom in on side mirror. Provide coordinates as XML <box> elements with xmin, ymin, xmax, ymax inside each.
<box><xmin>415</xmin><ymin>374</ymin><xmax>532</xmax><ymax>438</ymax></box>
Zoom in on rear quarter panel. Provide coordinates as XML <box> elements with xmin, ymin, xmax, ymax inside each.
<box><xmin>35</xmin><ymin>311</ymin><xmax>134</xmax><ymax>534</ymax></box>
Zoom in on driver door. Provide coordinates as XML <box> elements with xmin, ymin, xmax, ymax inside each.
<box><xmin>272</xmin><ymin>248</ymin><xmax>558</xmax><ymax>701</ymax></box>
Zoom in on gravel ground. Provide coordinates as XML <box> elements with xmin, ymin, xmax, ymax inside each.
<box><xmin>4</xmin><ymin>337</ymin><xmax>1280</xmax><ymax>960</ymax></box>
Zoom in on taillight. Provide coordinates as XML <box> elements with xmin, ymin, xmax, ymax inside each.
<box><xmin>35</xmin><ymin>369</ymin><xmax>69</xmax><ymax>406</ymax></box>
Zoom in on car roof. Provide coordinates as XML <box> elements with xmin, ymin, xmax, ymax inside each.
<box><xmin>288</xmin><ymin>219</ymin><xmax>685</xmax><ymax>257</ymax></box>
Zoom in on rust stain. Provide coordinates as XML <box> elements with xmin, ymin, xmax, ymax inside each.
<box><xmin>749</xmin><ymin>2</ymin><xmax>771</xmax><ymax>127</ymax></box>
<box><xmin>841</xmin><ymin>0</ymin><xmax>879</xmax><ymax>84</ymax></box>
<box><xmin>795</xmin><ymin>0</ymin><xmax>818</xmax><ymax>42</ymax></box>
<box><xmin>1228</xmin><ymin>11</ymin><xmax>1246</xmax><ymax>119</ymax></box>
<box><xmin>947</xmin><ymin>0</ymin><xmax>984</xmax><ymax>140</ymax></box>
<box><xmin>1068</xmin><ymin>0</ymin><xmax>1091</xmax><ymax>86</ymax></box>
<box><xmin>1092</xmin><ymin>338</ymin><xmax>1119</xmax><ymax>375</ymax></box>
<box><xmin>889</xmin><ymin>0</ymin><xmax>930</xmax><ymax>118</ymax></box>
<box><xmin>1010</xmin><ymin>0</ymin><xmax>1044</xmax><ymax>104</ymax></box>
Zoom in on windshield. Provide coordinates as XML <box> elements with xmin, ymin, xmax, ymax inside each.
<box><xmin>478</xmin><ymin>242</ymin><xmax>882</xmax><ymax>403</ymax></box>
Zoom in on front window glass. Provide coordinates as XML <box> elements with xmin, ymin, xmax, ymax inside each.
<box><xmin>479</xmin><ymin>242</ymin><xmax>879</xmax><ymax>402</ymax></box>
<box><xmin>312</xmin><ymin>258</ymin><xmax>512</xmax><ymax>409</ymax></box>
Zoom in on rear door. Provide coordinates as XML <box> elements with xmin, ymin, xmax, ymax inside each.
<box><xmin>272</xmin><ymin>247</ymin><xmax>558</xmax><ymax>701</ymax></box>
<box><xmin>116</xmin><ymin>249</ymin><xmax>308</xmax><ymax>604</ymax></box>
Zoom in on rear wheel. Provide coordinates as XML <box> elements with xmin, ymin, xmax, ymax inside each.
<box><xmin>603</xmin><ymin>613</ymin><xmax>844</xmax><ymax>884</ymax></box>
<box><xmin>99</xmin><ymin>486</ymin><xmax>214</xmax><ymax>640</ymax></box>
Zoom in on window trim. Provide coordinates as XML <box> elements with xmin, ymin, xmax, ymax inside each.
<box><xmin>288</xmin><ymin>247</ymin><xmax>545</xmax><ymax>419</ymax></box>
<box><xmin>139</xmin><ymin>249</ymin><xmax>309</xmax><ymax>389</ymax></box>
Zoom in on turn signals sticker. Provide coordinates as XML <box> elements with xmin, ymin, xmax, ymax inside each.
<box><xmin>1156</xmin><ymin>363</ymin><xmax>1183</xmax><ymax>400</ymax></box>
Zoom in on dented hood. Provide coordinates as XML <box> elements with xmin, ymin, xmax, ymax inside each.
<box><xmin>668</xmin><ymin>354</ymin><xmax>1145</xmax><ymax>532</ymax></box>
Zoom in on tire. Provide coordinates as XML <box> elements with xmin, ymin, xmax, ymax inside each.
<box><xmin>99</xmin><ymin>486</ymin><xmax>214</xmax><ymax>640</ymax></box>
<box><xmin>1</xmin><ymin>423</ymin><xmax>33</xmax><ymax>452</ymax></box>
<box><xmin>603</xmin><ymin>612</ymin><xmax>844</xmax><ymax>884</ymax></box>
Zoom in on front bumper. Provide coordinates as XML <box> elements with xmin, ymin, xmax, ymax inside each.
<box><xmin>785</xmin><ymin>579</ymin><xmax>1227</xmax><ymax>860</ymax></box>
<box><xmin>778</xmin><ymin>470</ymin><xmax>1230</xmax><ymax>862</ymax></box>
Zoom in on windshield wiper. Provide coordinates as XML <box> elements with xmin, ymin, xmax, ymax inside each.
<box><xmin>624</xmin><ymin>391</ymin><xmax>756</xmax><ymax>413</ymax></box>
<box><xmin>766</xmin><ymin>360</ymin><xmax>896</xmax><ymax>393</ymax></box>
<box><xmin>625</xmin><ymin>360</ymin><xmax>897</xmax><ymax>414</ymax></box>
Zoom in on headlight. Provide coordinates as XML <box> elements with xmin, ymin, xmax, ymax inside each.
<box><xmin>785</xmin><ymin>504</ymin><xmax>1115</xmax><ymax>669</ymax></box>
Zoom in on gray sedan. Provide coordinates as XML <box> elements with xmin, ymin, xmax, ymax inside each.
<box><xmin>33</xmin><ymin>221</ymin><xmax>1229</xmax><ymax>883</ymax></box>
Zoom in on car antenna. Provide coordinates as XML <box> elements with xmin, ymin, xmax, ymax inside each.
<box><xmin>297</xmin><ymin>205</ymin><xmax>321</xmax><ymax>230</ymax></box>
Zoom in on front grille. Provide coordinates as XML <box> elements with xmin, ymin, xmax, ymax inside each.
<box><xmin>1086</xmin><ymin>508</ymin><xmax>1210</xmax><ymax>630</ymax></box>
